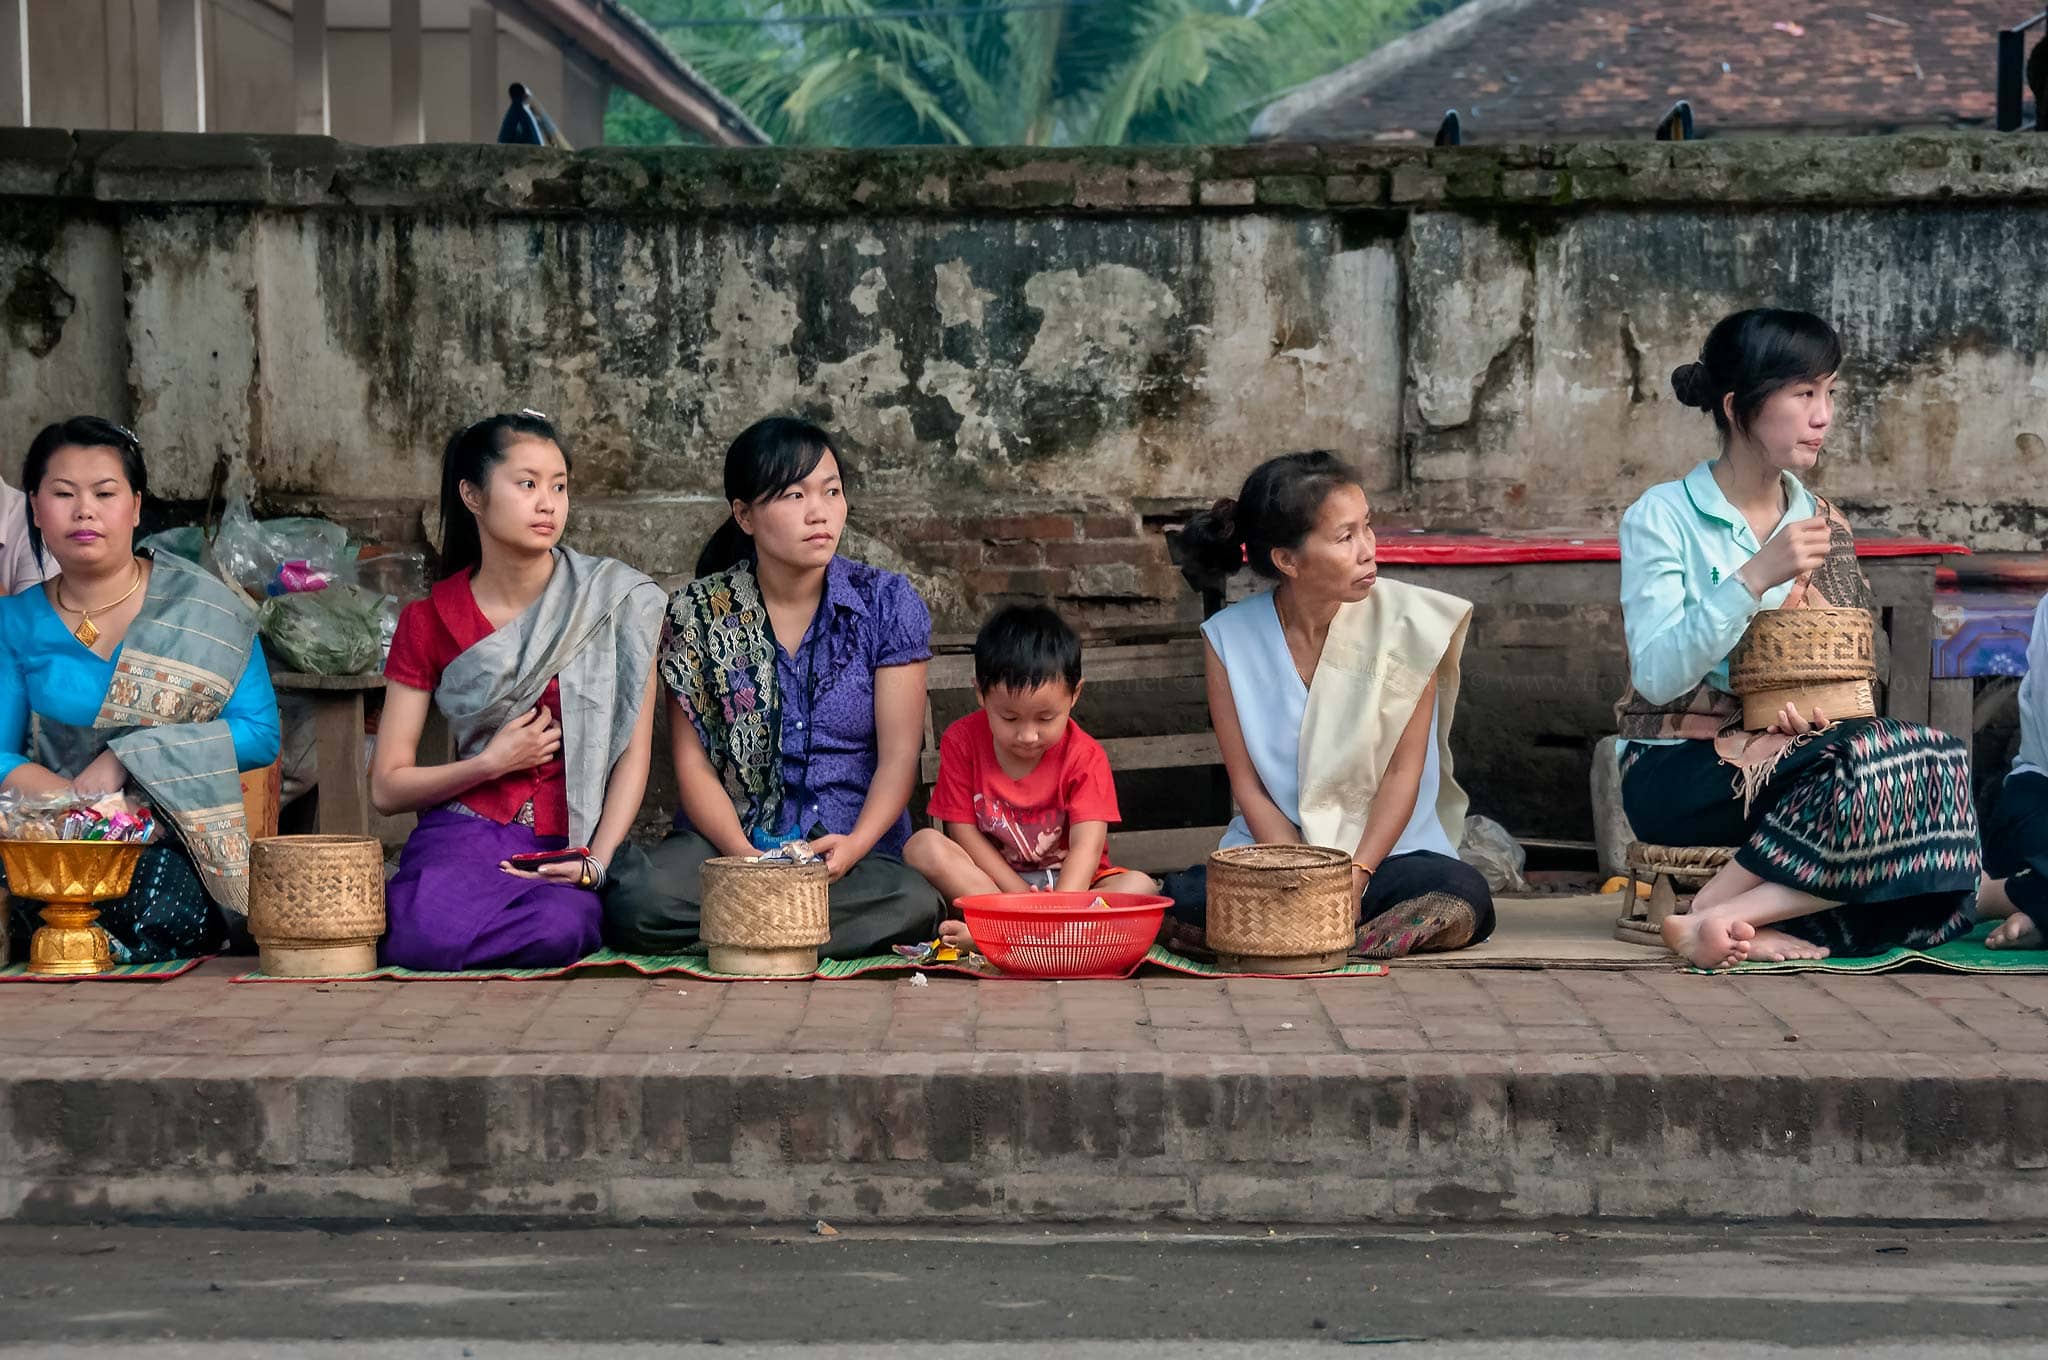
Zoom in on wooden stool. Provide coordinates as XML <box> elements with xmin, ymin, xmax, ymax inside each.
<box><xmin>271</xmin><ymin>672</ymin><xmax>384</xmax><ymax>838</ymax></box>
<box><xmin>1614</xmin><ymin>842</ymin><xmax>1734</xmax><ymax>947</ymax></box>
<box><xmin>240</xmin><ymin>761</ymin><xmax>282</xmax><ymax>840</ymax></box>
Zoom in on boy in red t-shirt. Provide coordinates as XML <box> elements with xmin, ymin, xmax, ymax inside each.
<box><xmin>906</xmin><ymin>605</ymin><xmax>1157</xmax><ymax>950</ymax></box>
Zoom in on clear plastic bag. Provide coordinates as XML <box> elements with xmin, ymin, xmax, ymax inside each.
<box><xmin>136</xmin><ymin>525</ymin><xmax>209</xmax><ymax>565</ymax></box>
<box><xmin>1459</xmin><ymin>814</ymin><xmax>1529</xmax><ymax>894</ymax></box>
<box><xmin>214</xmin><ymin>502</ymin><xmax>358</xmax><ymax>597</ymax></box>
<box><xmin>260</xmin><ymin>583</ymin><xmax>385</xmax><ymax>676</ymax></box>
<box><xmin>355</xmin><ymin>548</ymin><xmax>429</xmax><ymax>605</ymax></box>
<box><xmin>0</xmin><ymin>789</ymin><xmax>162</xmax><ymax>842</ymax></box>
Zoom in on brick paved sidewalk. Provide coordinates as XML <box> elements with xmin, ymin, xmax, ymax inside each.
<box><xmin>4</xmin><ymin>958</ymin><xmax>2046</xmax><ymax>1060</ymax></box>
<box><xmin>6</xmin><ymin>961</ymin><xmax>2047</xmax><ymax>1229</ymax></box>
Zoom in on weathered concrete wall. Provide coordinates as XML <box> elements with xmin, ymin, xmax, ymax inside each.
<box><xmin>5</xmin><ymin>130</ymin><xmax>2048</xmax><ymax>834</ymax></box>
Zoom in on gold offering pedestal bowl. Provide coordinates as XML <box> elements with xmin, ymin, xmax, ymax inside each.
<box><xmin>0</xmin><ymin>839</ymin><xmax>144</xmax><ymax>976</ymax></box>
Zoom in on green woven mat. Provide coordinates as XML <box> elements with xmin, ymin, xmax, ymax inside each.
<box><xmin>1139</xmin><ymin>946</ymin><xmax>1386</xmax><ymax>979</ymax></box>
<box><xmin>1714</xmin><ymin>922</ymin><xmax>2048</xmax><ymax>975</ymax></box>
<box><xmin>232</xmin><ymin>947</ymin><xmax>804</xmax><ymax>984</ymax></box>
<box><xmin>233</xmin><ymin>944</ymin><xmax>1389</xmax><ymax>983</ymax></box>
<box><xmin>0</xmin><ymin>955</ymin><xmax>210</xmax><ymax>983</ymax></box>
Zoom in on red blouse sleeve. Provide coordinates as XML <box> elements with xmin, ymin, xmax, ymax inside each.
<box><xmin>382</xmin><ymin>599</ymin><xmax>450</xmax><ymax>693</ymax></box>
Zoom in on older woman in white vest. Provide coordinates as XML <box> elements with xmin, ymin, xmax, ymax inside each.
<box><xmin>1160</xmin><ymin>452</ymin><xmax>1495</xmax><ymax>959</ymax></box>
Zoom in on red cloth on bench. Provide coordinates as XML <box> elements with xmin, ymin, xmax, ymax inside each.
<box><xmin>1372</xmin><ymin>531</ymin><xmax>1967</xmax><ymax>566</ymax></box>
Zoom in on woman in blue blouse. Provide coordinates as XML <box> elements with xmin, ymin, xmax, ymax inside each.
<box><xmin>600</xmin><ymin>418</ymin><xmax>944</xmax><ymax>960</ymax></box>
<box><xmin>0</xmin><ymin>417</ymin><xmax>280</xmax><ymax>961</ymax></box>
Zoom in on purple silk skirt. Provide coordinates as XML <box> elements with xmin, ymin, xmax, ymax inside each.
<box><xmin>382</xmin><ymin>807</ymin><xmax>603</xmax><ymax>970</ymax></box>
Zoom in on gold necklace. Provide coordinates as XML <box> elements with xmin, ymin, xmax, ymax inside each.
<box><xmin>54</xmin><ymin>561</ymin><xmax>145</xmax><ymax>647</ymax></box>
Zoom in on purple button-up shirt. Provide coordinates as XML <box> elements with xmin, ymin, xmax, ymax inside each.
<box><xmin>678</xmin><ymin>555</ymin><xmax>932</xmax><ymax>858</ymax></box>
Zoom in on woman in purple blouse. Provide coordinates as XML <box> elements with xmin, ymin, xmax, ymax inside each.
<box><xmin>601</xmin><ymin>418</ymin><xmax>946</xmax><ymax>958</ymax></box>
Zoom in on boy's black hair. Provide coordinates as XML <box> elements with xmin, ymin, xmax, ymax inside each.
<box><xmin>974</xmin><ymin>604</ymin><xmax>1083</xmax><ymax>694</ymax></box>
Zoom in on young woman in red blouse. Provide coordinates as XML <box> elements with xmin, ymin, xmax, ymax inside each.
<box><xmin>370</xmin><ymin>412</ymin><xmax>666</xmax><ymax>970</ymax></box>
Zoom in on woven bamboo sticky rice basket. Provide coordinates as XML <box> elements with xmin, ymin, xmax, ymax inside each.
<box><xmin>700</xmin><ymin>856</ymin><xmax>831</xmax><ymax>976</ymax></box>
<box><xmin>247</xmin><ymin>835</ymin><xmax>386</xmax><ymax>976</ymax></box>
<box><xmin>1728</xmin><ymin>606</ymin><xmax>1877</xmax><ymax>731</ymax></box>
<box><xmin>1205</xmin><ymin>844</ymin><xmax>1356</xmax><ymax>974</ymax></box>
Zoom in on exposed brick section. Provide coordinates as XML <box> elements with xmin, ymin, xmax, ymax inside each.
<box><xmin>1045</xmin><ymin>541</ymin><xmax>1138</xmax><ymax>567</ymax></box>
<box><xmin>1080</xmin><ymin>513</ymin><xmax>1140</xmax><ymax>539</ymax></box>
<box><xmin>860</xmin><ymin>504</ymin><xmax>1180</xmax><ymax>621</ymax></box>
<box><xmin>959</xmin><ymin>514</ymin><xmax>1078</xmax><ymax>542</ymax></box>
<box><xmin>1260</xmin><ymin>0</ymin><xmax>2005</xmax><ymax>144</ymax></box>
<box><xmin>967</xmin><ymin>568</ymin><xmax>1065</xmax><ymax>598</ymax></box>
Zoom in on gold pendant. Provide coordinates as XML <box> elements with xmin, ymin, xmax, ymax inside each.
<box><xmin>73</xmin><ymin>616</ymin><xmax>99</xmax><ymax>648</ymax></box>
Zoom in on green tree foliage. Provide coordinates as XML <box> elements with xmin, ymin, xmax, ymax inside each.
<box><xmin>607</xmin><ymin>0</ymin><xmax>1458</xmax><ymax>147</ymax></box>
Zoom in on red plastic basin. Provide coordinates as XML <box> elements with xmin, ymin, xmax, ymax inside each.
<box><xmin>954</xmin><ymin>891</ymin><xmax>1171</xmax><ymax>979</ymax></box>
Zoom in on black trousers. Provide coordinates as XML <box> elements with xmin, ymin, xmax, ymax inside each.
<box><xmin>1985</xmin><ymin>770</ymin><xmax>2048</xmax><ymax>916</ymax></box>
<box><xmin>601</xmin><ymin>831</ymin><xmax>942</xmax><ymax>960</ymax></box>
<box><xmin>1157</xmin><ymin>848</ymin><xmax>1495</xmax><ymax>946</ymax></box>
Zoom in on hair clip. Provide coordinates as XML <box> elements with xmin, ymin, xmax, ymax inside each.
<box><xmin>517</xmin><ymin>407</ymin><xmax>551</xmax><ymax>422</ymax></box>
<box><xmin>109</xmin><ymin>422</ymin><xmax>141</xmax><ymax>450</ymax></box>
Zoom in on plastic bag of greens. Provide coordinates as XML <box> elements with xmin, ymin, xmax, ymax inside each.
<box><xmin>260</xmin><ymin>584</ymin><xmax>384</xmax><ymax>676</ymax></box>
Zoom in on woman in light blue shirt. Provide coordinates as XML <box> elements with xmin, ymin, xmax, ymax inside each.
<box><xmin>1160</xmin><ymin>453</ymin><xmax>1494</xmax><ymax>960</ymax></box>
<box><xmin>1614</xmin><ymin>309</ymin><xmax>1979</xmax><ymax>969</ymax></box>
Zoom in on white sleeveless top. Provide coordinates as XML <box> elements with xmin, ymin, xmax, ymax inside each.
<box><xmin>1202</xmin><ymin>590</ymin><xmax>1455</xmax><ymax>858</ymax></box>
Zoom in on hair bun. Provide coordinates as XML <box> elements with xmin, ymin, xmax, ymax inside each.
<box><xmin>1171</xmin><ymin>496</ymin><xmax>1249</xmax><ymax>588</ymax></box>
<box><xmin>1671</xmin><ymin>361</ymin><xmax>1714</xmax><ymax>410</ymax></box>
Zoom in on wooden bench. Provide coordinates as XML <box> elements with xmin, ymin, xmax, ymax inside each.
<box><xmin>1359</xmin><ymin>531</ymin><xmax>1966</xmax><ymax>733</ymax></box>
<box><xmin>919</xmin><ymin>634</ymin><xmax>1226</xmax><ymax>877</ymax></box>
<box><xmin>271</xmin><ymin>671</ymin><xmax>384</xmax><ymax>838</ymax></box>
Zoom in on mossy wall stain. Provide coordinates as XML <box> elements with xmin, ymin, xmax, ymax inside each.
<box><xmin>295</xmin><ymin>209</ymin><xmax>1375</xmax><ymax>511</ymax></box>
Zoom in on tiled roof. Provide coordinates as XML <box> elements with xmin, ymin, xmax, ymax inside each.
<box><xmin>1254</xmin><ymin>0</ymin><xmax>2019</xmax><ymax>143</ymax></box>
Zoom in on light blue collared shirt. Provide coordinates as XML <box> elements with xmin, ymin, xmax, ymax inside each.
<box><xmin>1619</xmin><ymin>460</ymin><xmax>1818</xmax><ymax>738</ymax></box>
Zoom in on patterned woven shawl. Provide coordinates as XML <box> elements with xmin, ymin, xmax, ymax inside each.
<box><xmin>36</xmin><ymin>550</ymin><xmax>260</xmax><ymax>919</ymax></box>
<box><xmin>659</xmin><ymin>561</ymin><xmax>783</xmax><ymax>845</ymax></box>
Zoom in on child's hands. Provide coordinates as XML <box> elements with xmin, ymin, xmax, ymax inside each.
<box><xmin>939</xmin><ymin>919</ymin><xmax>975</xmax><ymax>951</ymax></box>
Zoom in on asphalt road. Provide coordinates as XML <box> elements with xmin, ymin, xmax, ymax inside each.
<box><xmin>1</xmin><ymin>1222</ymin><xmax>2045</xmax><ymax>1355</ymax></box>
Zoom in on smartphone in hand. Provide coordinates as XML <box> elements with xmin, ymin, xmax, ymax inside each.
<box><xmin>505</xmin><ymin>846</ymin><xmax>592</xmax><ymax>870</ymax></box>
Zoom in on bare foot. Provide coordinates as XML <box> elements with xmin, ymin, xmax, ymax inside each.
<box><xmin>1661</xmin><ymin>911</ymin><xmax>1755</xmax><ymax>969</ymax></box>
<box><xmin>938</xmin><ymin>919</ymin><xmax>975</xmax><ymax>952</ymax></box>
<box><xmin>1746</xmin><ymin>926</ymin><xmax>1830</xmax><ymax>963</ymax></box>
<box><xmin>1988</xmin><ymin>911</ymin><xmax>2044</xmax><ymax>951</ymax></box>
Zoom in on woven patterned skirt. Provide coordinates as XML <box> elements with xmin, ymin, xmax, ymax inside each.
<box><xmin>1624</xmin><ymin>718</ymin><xmax>1980</xmax><ymax>957</ymax></box>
